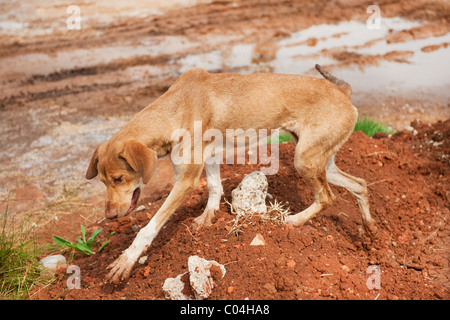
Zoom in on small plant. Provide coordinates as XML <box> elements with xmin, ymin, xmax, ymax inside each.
<box><xmin>225</xmin><ymin>198</ymin><xmax>291</xmax><ymax>236</ymax></box>
<box><xmin>53</xmin><ymin>225</ymin><xmax>114</xmax><ymax>256</ymax></box>
<box><xmin>269</xmin><ymin>117</ymin><xmax>393</xmax><ymax>142</ymax></box>
<box><xmin>354</xmin><ymin>115</ymin><xmax>393</xmax><ymax>137</ymax></box>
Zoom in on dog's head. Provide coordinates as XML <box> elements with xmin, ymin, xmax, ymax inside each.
<box><xmin>86</xmin><ymin>140</ymin><xmax>157</xmax><ymax>219</ymax></box>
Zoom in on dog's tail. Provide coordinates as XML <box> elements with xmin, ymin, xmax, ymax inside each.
<box><xmin>315</xmin><ymin>64</ymin><xmax>352</xmax><ymax>98</ymax></box>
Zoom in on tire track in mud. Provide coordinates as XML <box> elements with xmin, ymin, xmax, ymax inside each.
<box><xmin>2</xmin><ymin>0</ymin><xmax>448</xmax><ymax>58</ymax></box>
<box><xmin>0</xmin><ymin>82</ymin><xmax>133</xmax><ymax>109</ymax></box>
<box><xmin>1</xmin><ymin>0</ymin><xmax>448</xmax><ymax>110</ymax></box>
<box><xmin>0</xmin><ymin>79</ymin><xmax>173</xmax><ymax>110</ymax></box>
<box><xmin>24</xmin><ymin>54</ymin><xmax>173</xmax><ymax>84</ymax></box>
<box><xmin>0</xmin><ymin>53</ymin><xmax>176</xmax><ymax>109</ymax></box>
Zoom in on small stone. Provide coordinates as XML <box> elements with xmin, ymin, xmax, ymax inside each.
<box><xmin>143</xmin><ymin>266</ymin><xmax>151</xmax><ymax>277</ymax></box>
<box><xmin>250</xmin><ymin>233</ymin><xmax>266</xmax><ymax>246</ymax></box>
<box><xmin>39</xmin><ymin>255</ymin><xmax>67</xmax><ymax>276</ymax></box>
<box><xmin>138</xmin><ymin>256</ymin><xmax>148</xmax><ymax>264</ymax></box>
<box><xmin>135</xmin><ymin>205</ymin><xmax>146</xmax><ymax>211</ymax></box>
<box><xmin>286</xmin><ymin>259</ymin><xmax>296</xmax><ymax>268</ymax></box>
<box><xmin>263</xmin><ymin>283</ymin><xmax>277</xmax><ymax>294</ymax></box>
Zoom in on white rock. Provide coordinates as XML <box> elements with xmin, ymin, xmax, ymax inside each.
<box><xmin>231</xmin><ymin>171</ymin><xmax>268</xmax><ymax>215</ymax></box>
<box><xmin>250</xmin><ymin>233</ymin><xmax>266</xmax><ymax>246</ymax></box>
<box><xmin>162</xmin><ymin>255</ymin><xmax>226</xmax><ymax>300</ymax></box>
<box><xmin>138</xmin><ymin>256</ymin><xmax>148</xmax><ymax>264</ymax></box>
<box><xmin>38</xmin><ymin>255</ymin><xmax>67</xmax><ymax>275</ymax></box>
<box><xmin>188</xmin><ymin>255</ymin><xmax>226</xmax><ymax>300</ymax></box>
<box><xmin>162</xmin><ymin>272</ymin><xmax>193</xmax><ymax>300</ymax></box>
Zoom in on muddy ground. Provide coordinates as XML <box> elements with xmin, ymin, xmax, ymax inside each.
<box><xmin>35</xmin><ymin>120</ymin><xmax>450</xmax><ymax>300</ymax></box>
<box><xmin>0</xmin><ymin>0</ymin><xmax>448</xmax><ymax>300</ymax></box>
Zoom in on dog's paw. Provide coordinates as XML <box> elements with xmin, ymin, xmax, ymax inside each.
<box><xmin>192</xmin><ymin>208</ymin><xmax>215</xmax><ymax>231</ymax></box>
<box><xmin>105</xmin><ymin>251</ymin><xmax>136</xmax><ymax>284</ymax></box>
<box><xmin>364</xmin><ymin>219</ymin><xmax>378</xmax><ymax>240</ymax></box>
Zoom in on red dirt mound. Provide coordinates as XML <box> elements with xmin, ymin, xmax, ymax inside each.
<box><xmin>35</xmin><ymin>119</ymin><xmax>449</xmax><ymax>300</ymax></box>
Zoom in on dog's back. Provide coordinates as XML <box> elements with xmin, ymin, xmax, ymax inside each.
<box><xmin>169</xmin><ymin>68</ymin><xmax>354</xmax><ymax>132</ymax></box>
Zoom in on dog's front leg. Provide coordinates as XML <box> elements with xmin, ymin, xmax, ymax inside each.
<box><xmin>106</xmin><ymin>165</ymin><xmax>203</xmax><ymax>284</ymax></box>
<box><xmin>193</xmin><ymin>162</ymin><xmax>223</xmax><ymax>229</ymax></box>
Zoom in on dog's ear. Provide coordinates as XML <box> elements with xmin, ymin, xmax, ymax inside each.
<box><xmin>86</xmin><ymin>144</ymin><xmax>102</xmax><ymax>179</ymax></box>
<box><xmin>120</xmin><ymin>141</ymin><xmax>157</xmax><ymax>184</ymax></box>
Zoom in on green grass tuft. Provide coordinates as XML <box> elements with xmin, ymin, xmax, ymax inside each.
<box><xmin>0</xmin><ymin>205</ymin><xmax>54</xmax><ymax>299</ymax></box>
<box><xmin>354</xmin><ymin>116</ymin><xmax>393</xmax><ymax>137</ymax></box>
<box><xmin>267</xmin><ymin>132</ymin><xmax>294</xmax><ymax>144</ymax></box>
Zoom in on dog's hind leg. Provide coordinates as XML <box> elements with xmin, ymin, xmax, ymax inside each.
<box><xmin>326</xmin><ymin>155</ymin><xmax>377</xmax><ymax>238</ymax></box>
<box><xmin>285</xmin><ymin>136</ymin><xmax>336</xmax><ymax>227</ymax></box>
<box><xmin>193</xmin><ymin>161</ymin><xmax>224</xmax><ymax>229</ymax></box>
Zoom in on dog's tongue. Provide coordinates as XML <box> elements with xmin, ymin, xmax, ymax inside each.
<box><xmin>127</xmin><ymin>188</ymin><xmax>141</xmax><ymax>215</ymax></box>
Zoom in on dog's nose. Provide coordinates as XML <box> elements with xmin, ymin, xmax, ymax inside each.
<box><xmin>105</xmin><ymin>203</ymin><xmax>117</xmax><ymax>219</ymax></box>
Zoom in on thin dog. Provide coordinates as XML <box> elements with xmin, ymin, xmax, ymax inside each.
<box><xmin>86</xmin><ymin>65</ymin><xmax>377</xmax><ymax>284</ymax></box>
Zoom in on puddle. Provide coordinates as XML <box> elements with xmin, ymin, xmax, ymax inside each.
<box><xmin>177</xmin><ymin>43</ymin><xmax>257</xmax><ymax>73</ymax></box>
<box><xmin>276</xmin><ymin>17</ymin><xmax>421</xmax><ymax>56</ymax></box>
<box><xmin>338</xmin><ymin>43</ymin><xmax>450</xmax><ymax>92</ymax></box>
<box><xmin>178</xmin><ymin>50</ymin><xmax>223</xmax><ymax>73</ymax></box>
<box><xmin>272</xmin><ymin>18</ymin><xmax>418</xmax><ymax>75</ymax></box>
<box><xmin>177</xmin><ymin>17</ymin><xmax>450</xmax><ymax>98</ymax></box>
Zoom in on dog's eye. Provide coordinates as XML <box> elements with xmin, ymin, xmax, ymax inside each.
<box><xmin>114</xmin><ymin>176</ymin><xmax>123</xmax><ymax>184</ymax></box>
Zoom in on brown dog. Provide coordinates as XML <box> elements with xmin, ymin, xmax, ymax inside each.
<box><xmin>86</xmin><ymin>65</ymin><xmax>377</xmax><ymax>283</ymax></box>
